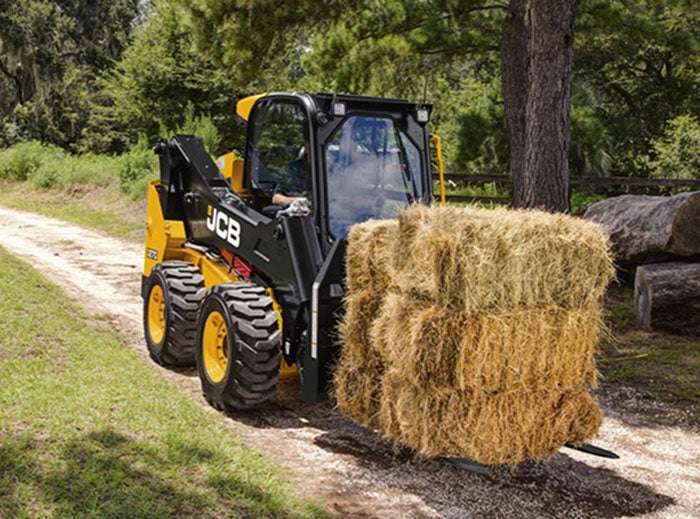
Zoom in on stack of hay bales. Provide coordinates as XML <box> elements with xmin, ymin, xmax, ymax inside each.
<box><xmin>334</xmin><ymin>205</ymin><xmax>614</xmax><ymax>466</ymax></box>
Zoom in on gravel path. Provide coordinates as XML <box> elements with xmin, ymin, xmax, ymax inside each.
<box><xmin>0</xmin><ymin>205</ymin><xmax>697</xmax><ymax>519</ymax></box>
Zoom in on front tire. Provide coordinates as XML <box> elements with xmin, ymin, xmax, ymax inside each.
<box><xmin>144</xmin><ymin>261</ymin><xmax>206</xmax><ymax>366</ymax></box>
<box><xmin>196</xmin><ymin>283</ymin><xmax>281</xmax><ymax>410</ymax></box>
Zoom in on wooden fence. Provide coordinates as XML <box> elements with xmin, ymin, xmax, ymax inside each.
<box><xmin>434</xmin><ymin>173</ymin><xmax>700</xmax><ymax>205</ymax></box>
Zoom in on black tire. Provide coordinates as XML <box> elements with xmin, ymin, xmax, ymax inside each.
<box><xmin>196</xmin><ymin>283</ymin><xmax>281</xmax><ymax>411</ymax></box>
<box><xmin>144</xmin><ymin>261</ymin><xmax>206</xmax><ymax>367</ymax></box>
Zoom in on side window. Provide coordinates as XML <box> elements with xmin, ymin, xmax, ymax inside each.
<box><xmin>248</xmin><ymin>101</ymin><xmax>311</xmax><ymax>200</ymax></box>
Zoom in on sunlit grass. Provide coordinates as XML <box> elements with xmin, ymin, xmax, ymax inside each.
<box><xmin>0</xmin><ymin>247</ymin><xmax>326</xmax><ymax>518</ymax></box>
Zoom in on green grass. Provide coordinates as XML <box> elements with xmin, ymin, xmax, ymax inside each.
<box><xmin>438</xmin><ymin>181</ymin><xmax>605</xmax><ymax>214</ymax></box>
<box><xmin>0</xmin><ymin>246</ymin><xmax>326</xmax><ymax>518</ymax></box>
<box><xmin>0</xmin><ymin>181</ymin><xmax>145</xmax><ymax>242</ymax></box>
<box><xmin>599</xmin><ymin>284</ymin><xmax>700</xmax><ymax>405</ymax></box>
<box><xmin>0</xmin><ymin>140</ymin><xmax>157</xmax><ymax>200</ymax></box>
<box><xmin>437</xmin><ymin>181</ymin><xmax>509</xmax><ymax>200</ymax></box>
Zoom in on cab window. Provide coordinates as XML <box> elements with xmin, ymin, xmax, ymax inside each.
<box><xmin>324</xmin><ymin>115</ymin><xmax>423</xmax><ymax>238</ymax></box>
<box><xmin>248</xmin><ymin>101</ymin><xmax>311</xmax><ymax>201</ymax></box>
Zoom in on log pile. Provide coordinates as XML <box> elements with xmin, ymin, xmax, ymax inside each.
<box><xmin>584</xmin><ymin>192</ymin><xmax>700</xmax><ymax>334</ymax></box>
<box><xmin>583</xmin><ymin>192</ymin><xmax>700</xmax><ymax>265</ymax></box>
<box><xmin>635</xmin><ymin>262</ymin><xmax>700</xmax><ymax>334</ymax></box>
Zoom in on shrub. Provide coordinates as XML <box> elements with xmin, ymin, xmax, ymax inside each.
<box><xmin>0</xmin><ymin>141</ymin><xmax>62</xmax><ymax>181</ymax></box>
<box><xmin>177</xmin><ymin>103</ymin><xmax>222</xmax><ymax>156</ymax></box>
<box><xmin>0</xmin><ymin>120</ymin><xmax>25</xmax><ymax>148</ymax></box>
<box><xmin>570</xmin><ymin>190</ymin><xmax>606</xmax><ymax>215</ymax></box>
<box><xmin>648</xmin><ymin>114</ymin><xmax>700</xmax><ymax>180</ymax></box>
<box><xmin>117</xmin><ymin>134</ymin><xmax>158</xmax><ymax>193</ymax></box>
<box><xmin>30</xmin><ymin>153</ymin><xmax>116</xmax><ymax>190</ymax></box>
<box><xmin>127</xmin><ymin>170</ymin><xmax>158</xmax><ymax>200</ymax></box>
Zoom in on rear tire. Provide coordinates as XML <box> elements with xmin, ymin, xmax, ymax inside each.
<box><xmin>144</xmin><ymin>261</ymin><xmax>206</xmax><ymax>366</ymax></box>
<box><xmin>196</xmin><ymin>283</ymin><xmax>281</xmax><ymax>410</ymax></box>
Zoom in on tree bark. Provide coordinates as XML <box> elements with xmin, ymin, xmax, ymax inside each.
<box><xmin>501</xmin><ymin>0</ymin><xmax>528</xmax><ymax>203</ymax></box>
<box><xmin>501</xmin><ymin>0</ymin><xmax>574</xmax><ymax>212</ymax></box>
<box><xmin>583</xmin><ymin>192</ymin><xmax>700</xmax><ymax>265</ymax></box>
<box><xmin>634</xmin><ymin>262</ymin><xmax>700</xmax><ymax>334</ymax></box>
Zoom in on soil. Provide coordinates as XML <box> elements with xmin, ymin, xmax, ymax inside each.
<box><xmin>0</xmin><ymin>205</ymin><xmax>698</xmax><ymax>519</ymax></box>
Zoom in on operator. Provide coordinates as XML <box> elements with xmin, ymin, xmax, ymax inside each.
<box><xmin>271</xmin><ymin>145</ymin><xmax>309</xmax><ymax>207</ymax></box>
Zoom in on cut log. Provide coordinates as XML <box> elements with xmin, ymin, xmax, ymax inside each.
<box><xmin>634</xmin><ymin>262</ymin><xmax>700</xmax><ymax>334</ymax></box>
<box><xmin>583</xmin><ymin>192</ymin><xmax>700</xmax><ymax>265</ymax></box>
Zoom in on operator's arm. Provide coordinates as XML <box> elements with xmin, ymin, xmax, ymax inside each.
<box><xmin>272</xmin><ymin>193</ymin><xmax>299</xmax><ymax>206</ymax></box>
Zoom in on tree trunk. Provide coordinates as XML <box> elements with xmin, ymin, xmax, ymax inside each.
<box><xmin>501</xmin><ymin>0</ymin><xmax>574</xmax><ymax>212</ymax></box>
<box><xmin>501</xmin><ymin>0</ymin><xmax>528</xmax><ymax>203</ymax></box>
<box><xmin>583</xmin><ymin>192</ymin><xmax>700</xmax><ymax>265</ymax></box>
<box><xmin>634</xmin><ymin>262</ymin><xmax>700</xmax><ymax>334</ymax></box>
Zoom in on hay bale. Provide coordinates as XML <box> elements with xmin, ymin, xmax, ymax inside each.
<box><xmin>394</xmin><ymin>205</ymin><xmax>614</xmax><ymax>313</ymax></box>
<box><xmin>378</xmin><ymin>370</ymin><xmax>601</xmax><ymax>465</ymax></box>
<box><xmin>372</xmin><ymin>293</ymin><xmax>602</xmax><ymax>393</ymax></box>
<box><xmin>334</xmin><ymin>205</ymin><xmax>613</xmax><ymax>466</ymax></box>
<box><xmin>345</xmin><ymin>219</ymin><xmax>398</xmax><ymax>293</ymax></box>
<box><xmin>333</xmin><ymin>355</ymin><xmax>384</xmax><ymax>428</ymax></box>
<box><xmin>333</xmin><ymin>288</ymin><xmax>386</xmax><ymax>426</ymax></box>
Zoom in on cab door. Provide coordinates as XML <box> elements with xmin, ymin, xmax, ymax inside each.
<box><xmin>245</xmin><ymin>97</ymin><xmax>314</xmax><ymax>217</ymax></box>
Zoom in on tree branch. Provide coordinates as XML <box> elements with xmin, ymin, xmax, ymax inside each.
<box><xmin>0</xmin><ymin>60</ymin><xmax>24</xmax><ymax>104</ymax></box>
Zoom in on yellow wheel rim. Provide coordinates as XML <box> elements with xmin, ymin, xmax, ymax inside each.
<box><xmin>148</xmin><ymin>284</ymin><xmax>166</xmax><ymax>345</ymax></box>
<box><xmin>202</xmin><ymin>310</ymin><xmax>228</xmax><ymax>383</ymax></box>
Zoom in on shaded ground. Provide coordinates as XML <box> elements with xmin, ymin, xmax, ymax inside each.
<box><xmin>0</xmin><ymin>205</ymin><xmax>698</xmax><ymax>518</ymax></box>
<box><xmin>599</xmin><ymin>284</ymin><xmax>700</xmax><ymax>418</ymax></box>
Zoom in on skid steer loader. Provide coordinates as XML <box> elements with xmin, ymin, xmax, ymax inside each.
<box><xmin>142</xmin><ymin>92</ymin><xmax>617</xmax><ymax>470</ymax></box>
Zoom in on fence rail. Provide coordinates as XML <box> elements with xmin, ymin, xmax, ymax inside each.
<box><xmin>434</xmin><ymin>173</ymin><xmax>700</xmax><ymax>205</ymax></box>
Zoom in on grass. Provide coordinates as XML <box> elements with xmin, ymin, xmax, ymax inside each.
<box><xmin>0</xmin><ymin>246</ymin><xmax>326</xmax><ymax>518</ymax></box>
<box><xmin>599</xmin><ymin>284</ymin><xmax>700</xmax><ymax>405</ymax></box>
<box><xmin>0</xmin><ymin>181</ymin><xmax>145</xmax><ymax>242</ymax></box>
<box><xmin>437</xmin><ymin>181</ymin><xmax>606</xmax><ymax>214</ymax></box>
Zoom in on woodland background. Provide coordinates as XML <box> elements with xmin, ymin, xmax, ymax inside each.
<box><xmin>0</xmin><ymin>0</ymin><xmax>698</xmax><ymax>197</ymax></box>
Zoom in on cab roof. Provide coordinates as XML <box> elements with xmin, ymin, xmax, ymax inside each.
<box><xmin>235</xmin><ymin>92</ymin><xmax>431</xmax><ymax>122</ymax></box>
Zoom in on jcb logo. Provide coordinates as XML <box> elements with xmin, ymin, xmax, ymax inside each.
<box><xmin>206</xmin><ymin>206</ymin><xmax>241</xmax><ymax>248</ymax></box>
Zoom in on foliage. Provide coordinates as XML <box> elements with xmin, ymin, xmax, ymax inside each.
<box><xmin>85</xmin><ymin>0</ymin><xmax>240</xmax><ymax>154</ymax></box>
<box><xmin>569</xmin><ymin>82</ymin><xmax>614</xmax><ymax>177</ymax></box>
<box><xmin>116</xmin><ymin>134</ymin><xmax>158</xmax><ymax>196</ymax></box>
<box><xmin>570</xmin><ymin>190</ymin><xmax>606</xmax><ymax>215</ymax></box>
<box><xmin>0</xmin><ymin>139</ymin><xmax>156</xmax><ymax>199</ymax></box>
<box><xmin>2</xmin><ymin>0</ymin><xmax>699</xmax><ymax>184</ymax></box>
<box><xmin>647</xmin><ymin>114</ymin><xmax>700</xmax><ymax>180</ymax></box>
<box><xmin>0</xmin><ymin>141</ymin><xmax>61</xmax><ymax>181</ymax></box>
<box><xmin>32</xmin><ymin>152</ymin><xmax>116</xmax><ymax>189</ymax></box>
<box><xmin>0</xmin><ymin>0</ymin><xmax>139</xmax><ymax>149</ymax></box>
<box><xmin>430</xmin><ymin>72</ymin><xmax>509</xmax><ymax>176</ymax></box>
<box><xmin>175</xmin><ymin>103</ymin><xmax>222</xmax><ymax>155</ymax></box>
<box><xmin>576</xmin><ymin>0</ymin><xmax>700</xmax><ymax>176</ymax></box>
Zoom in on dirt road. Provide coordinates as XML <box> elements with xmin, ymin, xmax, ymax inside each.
<box><xmin>0</xmin><ymin>205</ymin><xmax>698</xmax><ymax>519</ymax></box>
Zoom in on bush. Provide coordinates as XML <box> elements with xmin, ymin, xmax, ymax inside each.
<box><xmin>117</xmin><ymin>134</ymin><xmax>158</xmax><ymax>194</ymax></box>
<box><xmin>0</xmin><ymin>141</ymin><xmax>62</xmax><ymax>181</ymax></box>
<box><xmin>30</xmin><ymin>153</ymin><xmax>116</xmax><ymax>190</ymax></box>
<box><xmin>647</xmin><ymin>114</ymin><xmax>700</xmax><ymax>180</ymax></box>
<box><xmin>0</xmin><ymin>120</ymin><xmax>25</xmax><ymax>148</ymax></box>
<box><xmin>571</xmin><ymin>190</ymin><xmax>606</xmax><ymax>215</ymax></box>
<box><xmin>176</xmin><ymin>103</ymin><xmax>222</xmax><ymax>156</ymax></box>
